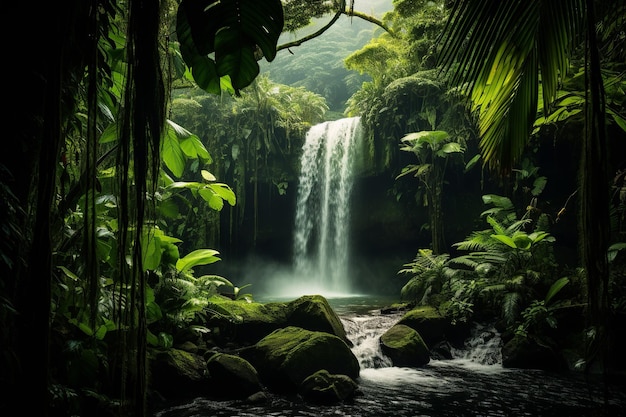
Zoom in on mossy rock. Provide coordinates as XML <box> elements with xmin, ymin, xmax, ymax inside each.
<box><xmin>206</xmin><ymin>295</ymin><xmax>289</xmax><ymax>345</ymax></box>
<box><xmin>240</xmin><ymin>326</ymin><xmax>359</xmax><ymax>393</ymax></box>
<box><xmin>299</xmin><ymin>369</ymin><xmax>359</xmax><ymax>404</ymax></box>
<box><xmin>205</xmin><ymin>294</ymin><xmax>351</xmax><ymax>346</ymax></box>
<box><xmin>286</xmin><ymin>295</ymin><xmax>351</xmax><ymax>346</ymax></box>
<box><xmin>397</xmin><ymin>305</ymin><xmax>469</xmax><ymax>348</ymax></box>
<box><xmin>206</xmin><ymin>353</ymin><xmax>262</xmax><ymax>399</ymax></box>
<box><xmin>380</xmin><ymin>324</ymin><xmax>430</xmax><ymax>367</ymax></box>
<box><xmin>149</xmin><ymin>348</ymin><xmax>209</xmax><ymax>398</ymax></box>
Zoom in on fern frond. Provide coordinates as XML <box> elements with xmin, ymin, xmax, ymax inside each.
<box><xmin>486</xmin><ymin>215</ymin><xmax>507</xmax><ymax>234</ymax></box>
<box><xmin>481</xmin><ymin>283</ymin><xmax>506</xmax><ymax>293</ymax></box>
<box><xmin>503</xmin><ymin>292</ymin><xmax>522</xmax><ymax>324</ymax></box>
<box><xmin>506</xmin><ymin>218</ymin><xmax>532</xmax><ymax>233</ymax></box>
<box><xmin>449</xmin><ymin>255</ymin><xmax>480</xmax><ymax>269</ymax></box>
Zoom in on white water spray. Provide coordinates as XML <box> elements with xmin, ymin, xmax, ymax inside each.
<box><xmin>290</xmin><ymin>117</ymin><xmax>362</xmax><ymax>296</ymax></box>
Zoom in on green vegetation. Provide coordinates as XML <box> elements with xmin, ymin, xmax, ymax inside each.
<box><xmin>2</xmin><ymin>0</ymin><xmax>624</xmax><ymax>416</ymax></box>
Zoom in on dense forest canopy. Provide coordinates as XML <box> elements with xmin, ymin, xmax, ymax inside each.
<box><xmin>1</xmin><ymin>0</ymin><xmax>624</xmax><ymax>416</ymax></box>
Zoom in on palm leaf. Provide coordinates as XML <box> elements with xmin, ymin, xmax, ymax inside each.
<box><xmin>437</xmin><ymin>0</ymin><xmax>585</xmax><ymax>172</ymax></box>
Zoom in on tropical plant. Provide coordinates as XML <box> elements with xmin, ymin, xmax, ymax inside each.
<box><xmin>345</xmin><ymin>0</ymin><xmax>449</xmax><ymax>123</ymax></box>
<box><xmin>398</xmin><ymin>249</ymin><xmax>454</xmax><ymax>305</ymax></box>
<box><xmin>397</xmin><ymin>130</ymin><xmax>465</xmax><ymax>253</ymax></box>
<box><xmin>450</xmin><ymin>194</ymin><xmax>557</xmax><ymax>325</ymax></box>
<box><xmin>176</xmin><ymin>0</ymin><xmax>284</xmax><ymax>94</ymax></box>
<box><xmin>436</xmin><ymin>0</ymin><xmax>625</xmax><ymax>371</ymax></box>
<box><xmin>515</xmin><ymin>276</ymin><xmax>570</xmax><ymax>339</ymax></box>
<box><xmin>169</xmin><ymin>74</ymin><xmax>329</xmax><ymax>248</ymax></box>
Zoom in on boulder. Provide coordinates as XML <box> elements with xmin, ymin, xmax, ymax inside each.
<box><xmin>286</xmin><ymin>295</ymin><xmax>352</xmax><ymax>346</ymax></box>
<box><xmin>149</xmin><ymin>349</ymin><xmax>209</xmax><ymax>398</ymax></box>
<box><xmin>397</xmin><ymin>306</ymin><xmax>470</xmax><ymax>348</ymax></box>
<box><xmin>206</xmin><ymin>353</ymin><xmax>263</xmax><ymax>399</ymax></box>
<box><xmin>206</xmin><ymin>296</ymin><xmax>289</xmax><ymax>346</ymax></box>
<box><xmin>502</xmin><ymin>334</ymin><xmax>566</xmax><ymax>371</ymax></box>
<box><xmin>299</xmin><ymin>369</ymin><xmax>359</xmax><ymax>404</ymax></box>
<box><xmin>205</xmin><ymin>294</ymin><xmax>351</xmax><ymax>346</ymax></box>
<box><xmin>380</xmin><ymin>324</ymin><xmax>430</xmax><ymax>367</ymax></box>
<box><xmin>240</xmin><ymin>326</ymin><xmax>360</xmax><ymax>393</ymax></box>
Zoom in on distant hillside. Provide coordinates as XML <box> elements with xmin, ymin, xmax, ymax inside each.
<box><xmin>262</xmin><ymin>1</ymin><xmax>393</xmax><ymax>112</ymax></box>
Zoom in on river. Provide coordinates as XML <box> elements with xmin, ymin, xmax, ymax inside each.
<box><xmin>152</xmin><ymin>295</ymin><xmax>626</xmax><ymax>417</ymax></box>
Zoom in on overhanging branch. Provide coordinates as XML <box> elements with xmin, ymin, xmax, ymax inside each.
<box><xmin>277</xmin><ymin>7</ymin><xmax>394</xmax><ymax>53</ymax></box>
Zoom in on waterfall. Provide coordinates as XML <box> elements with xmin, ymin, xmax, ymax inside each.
<box><xmin>291</xmin><ymin>117</ymin><xmax>361</xmax><ymax>296</ymax></box>
<box><xmin>450</xmin><ymin>322</ymin><xmax>503</xmax><ymax>365</ymax></box>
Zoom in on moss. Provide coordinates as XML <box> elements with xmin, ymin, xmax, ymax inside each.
<box><xmin>401</xmin><ymin>305</ymin><xmax>443</xmax><ymax>320</ymax></box>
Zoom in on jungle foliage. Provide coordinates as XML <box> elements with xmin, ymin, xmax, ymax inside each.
<box><xmin>2</xmin><ymin>1</ymin><xmax>625</xmax><ymax>416</ymax></box>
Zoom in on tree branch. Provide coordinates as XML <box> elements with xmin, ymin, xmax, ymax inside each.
<box><xmin>277</xmin><ymin>7</ymin><xmax>394</xmax><ymax>53</ymax></box>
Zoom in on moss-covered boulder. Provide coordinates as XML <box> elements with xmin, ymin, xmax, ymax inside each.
<box><xmin>240</xmin><ymin>326</ymin><xmax>359</xmax><ymax>393</ymax></box>
<box><xmin>206</xmin><ymin>353</ymin><xmax>263</xmax><ymax>399</ymax></box>
<box><xmin>206</xmin><ymin>294</ymin><xmax>351</xmax><ymax>346</ymax></box>
<box><xmin>149</xmin><ymin>348</ymin><xmax>209</xmax><ymax>398</ymax></box>
<box><xmin>299</xmin><ymin>369</ymin><xmax>359</xmax><ymax>404</ymax></box>
<box><xmin>397</xmin><ymin>306</ymin><xmax>470</xmax><ymax>348</ymax></box>
<box><xmin>380</xmin><ymin>324</ymin><xmax>430</xmax><ymax>367</ymax></box>
<box><xmin>286</xmin><ymin>295</ymin><xmax>351</xmax><ymax>346</ymax></box>
<box><xmin>206</xmin><ymin>296</ymin><xmax>289</xmax><ymax>346</ymax></box>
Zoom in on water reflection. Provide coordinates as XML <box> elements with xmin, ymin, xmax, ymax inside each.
<box><xmin>153</xmin><ymin>360</ymin><xmax>625</xmax><ymax>417</ymax></box>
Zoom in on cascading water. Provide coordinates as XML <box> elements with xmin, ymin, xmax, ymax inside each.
<box><xmin>155</xmin><ymin>302</ymin><xmax>626</xmax><ymax>417</ymax></box>
<box><xmin>290</xmin><ymin>117</ymin><xmax>362</xmax><ymax>296</ymax></box>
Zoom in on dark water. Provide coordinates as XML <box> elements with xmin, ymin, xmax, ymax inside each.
<box><xmin>152</xmin><ymin>295</ymin><xmax>626</xmax><ymax>417</ymax></box>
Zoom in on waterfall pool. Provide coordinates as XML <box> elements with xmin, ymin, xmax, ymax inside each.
<box><xmin>151</xmin><ymin>295</ymin><xmax>626</xmax><ymax>417</ymax></box>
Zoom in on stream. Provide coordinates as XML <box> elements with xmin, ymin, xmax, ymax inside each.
<box><xmin>152</xmin><ymin>296</ymin><xmax>626</xmax><ymax>417</ymax></box>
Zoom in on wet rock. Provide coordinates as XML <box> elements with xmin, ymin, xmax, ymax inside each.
<box><xmin>380</xmin><ymin>324</ymin><xmax>430</xmax><ymax>367</ymax></box>
<box><xmin>206</xmin><ymin>352</ymin><xmax>263</xmax><ymax>399</ymax></box>
<box><xmin>299</xmin><ymin>369</ymin><xmax>359</xmax><ymax>404</ymax></box>
<box><xmin>397</xmin><ymin>305</ymin><xmax>470</xmax><ymax>348</ymax></box>
<box><xmin>204</xmin><ymin>294</ymin><xmax>351</xmax><ymax>346</ymax></box>
<box><xmin>149</xmin><ymin>349</ymin><xmax>209</xmax><ymax>398</ymax></box>
<box><xmin>240</xmin><ymin>326</ymin><xmax>359</xmax><ymax>393</ymax></box>
<box><xmin>502</xmin><ymin>334</ymin><xmax>566</xmax><ymax>371</ymax></box>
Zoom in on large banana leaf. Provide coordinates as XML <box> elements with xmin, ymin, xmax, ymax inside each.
<box><xmin>177</xmin><ymin>0</ymin><xmax>284</xmax><ymax>94</ymax></box>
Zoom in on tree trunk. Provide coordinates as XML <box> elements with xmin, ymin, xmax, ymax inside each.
<box><xmin>579</xmin><ymin>0</ymin><xmax>610</xmax><ymax>375</ymax></box>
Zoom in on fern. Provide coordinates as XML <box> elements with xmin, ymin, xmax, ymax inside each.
<box><xmin>502</xmin><ymin>292</ymin><xmax>523</xmax><ymax>324</ymax></box>
<box><xmin>399</xmin><ymin>249</ymin><xmax>451</xmax><ymax>304</ymax></box>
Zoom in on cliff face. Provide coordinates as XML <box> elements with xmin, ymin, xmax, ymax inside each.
<box><xmin>210</xmin><ymin>121</ymin><xmax>441</xmax><ymax>295</ymax></box>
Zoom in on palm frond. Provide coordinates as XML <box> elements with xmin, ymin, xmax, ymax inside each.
<box><xmin>437</xmin><ymin>0</ymin><xmax>585</xmax><ymax>172</ymax></box>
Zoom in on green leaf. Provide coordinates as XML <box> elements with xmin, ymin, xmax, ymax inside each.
<box><xmin>491</xmin><ymin>234</ymin><xmax>517</xmax><ymax>248</ymax></box>
<box><xmin>465</xmin><ymin>154</ymin><xmax>481</xmax><ymax>171</ymax></box>
<box><xmin>608</xmin><ymin>242</ymin><xmax>626</xmax><ymax>263</ymax></box>
<box><xmin>512</xmin><ymin>234</ymin><xmax>532</xmax><ymax>250</ymax></box>
<box><xmin>532</xmin><ymin>176</ymin><xmax>547</xmax><ymax>196</ymax></box>
<box><xmin>162</xmin><ymin>129</ymin><xmax>185</xmax><ymax>178</ymax></box>
<box><xmin>99</xmin><ymin>123</ymin><xmax>118</xmax><ymax>144</ymax></box>
<box><xmin>142</xmin><ymin>230</ymin><xmax>162</xmax><ymax>271</ymax></box>
<box><xmin>94</xmin><ymin>324</ymin><xmax>108</xmax><ymax>340</ymax></box>
<box><xmin>482</xmin><ymin>194</ymin><xmax>514</xmax><ymax>210</ymax></box>
<box><xmin>177</xmin><ymin>0</ymin><xmax>284</xmax><ymax>94</ymax></box>
<box><xmin>544</xmin><ymin>277</ymin><xmax>569</xmax><ymax>305</ymax></box>
<box><xmin>176</xmin><ymin>249</ymin><xmax>221</xmax><ymax>272</ymax></box>
<box><xmin>198</xmin><ymin>187</ymin><xmax>224</xmax><ymax>211</ymax></box>
<box><xmin>209</xmin><ymin>183</ymin><xmax>236</xmax><ymax>206</ymax></box>
<box><xmin>159</xmin><ymin>198</ymin><xmax>180</xmax><ymax>219</ymax></box>
<box><xmin>201</xmin><ymin>170</ymin><xmax>217</xmax><ymax>182</ymax></box>
<box><xmin>57</xmin><ymin>266</ymin><xmax>80</xmax><ymax>282</ymax></box>
<box><xmin>180</xmin><ymin>135</ymin><xmax>211</xmax><ymax>161</ymax></box>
